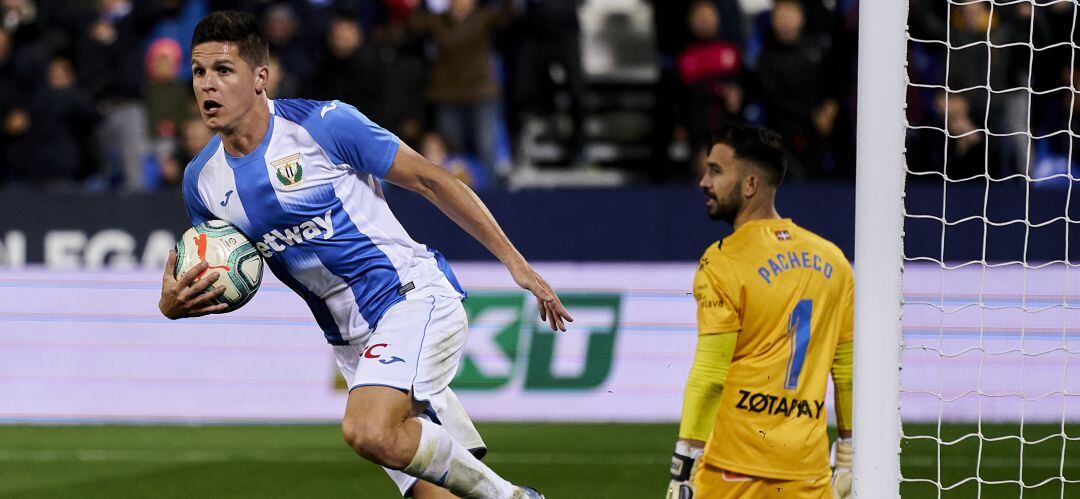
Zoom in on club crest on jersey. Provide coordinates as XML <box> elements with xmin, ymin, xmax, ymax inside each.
<box><xmin>775</xmin><ymin>230</ymin><xmax>792</xmax><ymax>241</ymax></box>
<box><xmin>272</xmin><ymin>153</ymin><xmax>304</xmax><ymax>190</ymax></box>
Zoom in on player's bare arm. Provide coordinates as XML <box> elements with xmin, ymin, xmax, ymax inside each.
<box><xmin>158</xmin><ymin>249</ymin><xmax>228</xmax><ymax>319</ymax></box>
<box><xmin>384</xmin><ymin>141</ymin><xmax>573</xmax><ymax>332</ymax></box>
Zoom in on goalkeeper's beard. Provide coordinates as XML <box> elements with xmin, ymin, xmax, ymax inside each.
<box><xmin>707</xmin><ymin>183</ymin><xmax>742</xmax><ymax>225</ymax></box>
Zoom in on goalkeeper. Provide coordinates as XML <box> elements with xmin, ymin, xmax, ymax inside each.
<box><xmin>666</xmin><ymin>125</ymin><xmax>853</xmax><ymax>499</ymax></box>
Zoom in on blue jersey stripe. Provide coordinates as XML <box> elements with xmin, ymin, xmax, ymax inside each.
<box><xmin>264</xmin><ymin>258</ymin><xmax>346</xmax><ymax>344</ymax></box>
<box><xmin>231</xmin><ymin>163</ymin><xmax>351</xmax><ymax>343</ymax></box>
<box><xmin>430</xmin><ymin>249</ymin><xmax>466</xmax><ymax>298</ymax></box>
<box><xmin>223</xmin><ymin>117</ymin><xmax>346</xmax><ymax>344</ymax></box>
<box><xmin>225</xmin><ymin>116</ymin><xmax>405</xmax><ymax>342</ymax></box>
<box><xmin>313</xmin><ymin>187</ymin><xmax>406</xmax><ymax>329</ymax></box>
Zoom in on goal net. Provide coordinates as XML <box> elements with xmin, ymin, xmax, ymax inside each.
<box><xmin>857</xmin><ymin>0</ymin><xmax>1080</xmax><ymax>497</ymax></box>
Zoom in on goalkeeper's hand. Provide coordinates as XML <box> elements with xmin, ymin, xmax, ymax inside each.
<box><xmin>830</xmin><ymin>437</ymin><xmax>852</xmax><ymax>499</ymax></box>
<box><xmin>666</xmin><ymin>441</ymin><xmax>703</xmax><ymax>499</ymax></box>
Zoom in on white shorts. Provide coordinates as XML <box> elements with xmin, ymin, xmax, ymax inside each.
<box><xmin>333</xmin><ymin>295</ymin><xmax>485</xmax><ymax>496</ymax></box>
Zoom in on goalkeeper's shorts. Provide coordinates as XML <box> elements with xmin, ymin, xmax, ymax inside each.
<box><xmin>694</xmin><ymin>463</ymin><xmax>832</xmax><ymax>499</ymax></box>
<box><xmin>333</xmin><ymin>295</ymin><xmax>484</xmax><ymax>497</ymax></box>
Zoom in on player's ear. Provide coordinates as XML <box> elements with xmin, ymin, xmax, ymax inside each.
<box><xmin>743</xmin><ymin>173</ymin><xmax>760</xmax><ymax>198</ymax></box>
<box><xmin>254</xmin><ymin>64</ymin><xmax>269</xmax><ymax>94</ymax></box>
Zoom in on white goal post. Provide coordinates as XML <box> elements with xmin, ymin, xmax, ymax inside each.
<box><xmin>854</xmin><ymin>1</ymin><xmax>1080</xmax><ymax>496</ymax></box>
<box><xmin>853</xmin><ymin>0</ymin><xmax>908</xmax><ymax>496</ymax></box>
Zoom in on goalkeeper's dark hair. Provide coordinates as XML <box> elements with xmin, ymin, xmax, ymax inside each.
<box><xmin>192</xmin><ymin>11</ymin><xmax>268</xmax><ymax>68</ymax></box>
<box><xmin>710</xmin><ymin>124</ymin><xmax>787</xmax><ymax>186</ymax></box>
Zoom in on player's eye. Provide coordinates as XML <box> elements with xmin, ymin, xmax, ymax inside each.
<box><xmin>218</xmin><ymin>67</ymin><xmax>231</xmax><ymax>75</ymax></box>
<box><xmin>193</xmin><ymin>68</ymin><xmax>204</xmax><ymax>77</ymax></box>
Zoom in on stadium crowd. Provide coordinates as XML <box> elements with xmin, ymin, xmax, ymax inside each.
<box><xmin>0</xmin><ymin>0</ymin><xmax>1060</xmax><ymax>192</ymax></box>
<box><xmin>908</xmin><ymin>0</ymin><xmax>1079</xmax><ymax>184</ymax></box>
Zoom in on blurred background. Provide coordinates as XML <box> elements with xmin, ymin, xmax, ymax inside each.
<box><xmin>0</xmin><ymin>1</ymin><xmax>865</xmax><ymax>496</ymax></box>
<box><xmin>0</xmin><ymin>0</ymin><xmax>864</xmax><ymax>192</ymax></box>
<box><xmin>2</xmin><ymin>1</ymin><xmax>1075</xmax><ymax>190</ymax></box>
<box><xmin>1</xmin><ymin>0</ymin><xmax>1079</xmax><ymax>497</ymax></box>
<box><xmin>0</xmin><ymin>2</ymin><xmax>853</xmax><ymax>497</ymax></box>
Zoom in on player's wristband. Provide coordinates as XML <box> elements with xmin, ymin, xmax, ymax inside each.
<box><xmin>670</xmin><ymin>453</ymin><xmax>694</xmax><ymax>481</ymax></box>
<box><xmin>670</xmin><ymin>441</ymin><xmax>704</xmax><ymax>481</ymax></box>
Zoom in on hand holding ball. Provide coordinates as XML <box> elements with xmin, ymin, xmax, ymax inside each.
<box><xmin>172</xmin><ymin>220</ymin><xmax>264</xmax><ymax>313</ymax></box>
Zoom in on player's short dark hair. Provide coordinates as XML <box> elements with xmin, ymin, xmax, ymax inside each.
<box><xmin>191</xmin><ymin>11</ymin><xmax>269</xmax><ymax>68</ymax></box>
<box><xmin>710</xmin><ymin>125</ymin><xmax>787</xmax><ymax>186</ymax></box>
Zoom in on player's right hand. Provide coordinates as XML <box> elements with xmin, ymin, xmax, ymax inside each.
<box><xmin>159</xmin><ymin>249</ymin><xmax>228</xmax><ymax>319</ymax></box>
<box><xmin>508</xmin><ymin>263</ymin><xmax>573</xmax><ymax>332</ymax></box>
<box><xmin>666</xmin><ymin>442</ymin><xmax>700</xmax><ymax>499</ymax></box>
<box><xmin>831</xmin><ymin>438</ymin><xmax>852</xmax><ymax>499</ymax></box>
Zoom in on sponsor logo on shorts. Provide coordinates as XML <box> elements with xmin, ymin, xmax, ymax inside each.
<box><xmin>721</xmin><ymin>470</ymin><xmax>753</xmax><ymax>482</ymax></box>
<box><xmin>735</xmin><ymin>389</ymin><xmax>824</xmax><ymax>419</ymax></box>
<box><xmin>363</xmin><ymin>343</ymin><xmax>405</xmax><ymax>365</ymax></box>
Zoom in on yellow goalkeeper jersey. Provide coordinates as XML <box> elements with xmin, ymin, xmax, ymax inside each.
<box><xmin>696</xmin><ymin>218</ymin><xmax>853</xmax><ymax>481</ymax></box>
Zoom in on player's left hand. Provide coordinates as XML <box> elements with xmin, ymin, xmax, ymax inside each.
<box><xmin>830</xmin><ymin>437</ymin><xmax>852</xmax><ymax>499</ymax></box>
<box><xmin>666</xmin><ymin>441</ymin><xmax>701</xmax><ymax>499</ymax></box>
<box><xmin>509</xmin><ymin>263</ymin><xmax>573</xmax><ymax>332</ymax></box>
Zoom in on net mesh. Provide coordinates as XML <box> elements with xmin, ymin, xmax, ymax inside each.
<box><xmin>902</xmin><ymin>0</ymin><xmax>1080</xmax><ymax>496</ymax></box>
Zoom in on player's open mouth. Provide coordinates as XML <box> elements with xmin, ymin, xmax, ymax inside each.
<box><xmin>203</xmin><ymin>100</ymin><xmax>223</xmax><ymax>115</ymax></box>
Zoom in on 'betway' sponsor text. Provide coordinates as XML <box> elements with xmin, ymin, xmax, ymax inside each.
<box><xmin>255</xmin><ymin>210</ymin><xmax>334</xmax><ymax>257</ymax></box>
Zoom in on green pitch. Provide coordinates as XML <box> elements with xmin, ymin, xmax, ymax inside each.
<box><xmin>902</xmin><ymin>422</ymin><xmax>1080</xmax><ymax>498</ymax></box>
<box><xmin>0</xmin><ymin>423</ymin><xmax>1074</xmax><ymax>498</ymax></box>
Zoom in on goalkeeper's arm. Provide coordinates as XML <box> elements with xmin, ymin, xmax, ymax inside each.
<box><xmin>830</xmin><ymin>340</ymin><xmax>853</xmax><ymax>499</ymax></box>
<box><xmin>668</xmin><ymin>332</ymin><xmax>737</xmax><ymax>499</ymax></box>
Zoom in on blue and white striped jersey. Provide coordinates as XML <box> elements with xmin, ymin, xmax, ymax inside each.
<box><xmin>182</xmin><ymin>98</ymin><xmax>465</xmax><ymax>345</ymax></box>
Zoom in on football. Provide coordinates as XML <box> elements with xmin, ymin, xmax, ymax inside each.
<box><xmin>174</xmin><ymin>220</ymin><xmax>264</xmax><ymax>312</ymax></box>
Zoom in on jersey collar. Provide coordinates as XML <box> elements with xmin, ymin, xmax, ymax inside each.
<box><xmin>723</xmin><ymin>218</ymin><xmax>794</xmax><ymax>247</ymax></box>
<box><xmin>223</xmin><ymin>111</ymin><xmax>275</xmax><ymax>168</ymax></box>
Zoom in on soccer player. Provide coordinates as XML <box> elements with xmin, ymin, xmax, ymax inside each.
<box><xmin>665</xmin><ymin>125</ymin><xmax>853</xmax><ymax>499</ymax></box>
<box><xmin>157</xmin><ymin>11</ymin><xmax>571</xmax><ymax>499</ymax></box>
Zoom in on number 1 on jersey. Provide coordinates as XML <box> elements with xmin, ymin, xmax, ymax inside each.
<box><xmin>784</xmin><ymin>299</ymin><xmax>813</xmax><ymax>390</ymax></box>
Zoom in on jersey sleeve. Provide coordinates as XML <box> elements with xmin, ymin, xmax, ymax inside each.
<box><xmin>310</xmin><ymin>100</ymin><xmax>400</xmax><ymax>178</ymax></box>
<box><xmin>694</xmin><ymin>248</ymin><xmax>742</xmax><ymax>336</ymax></box>
<box><xmin>182</xmin><ymin>162</ymin><xmax>213</xmax><ymax>226</ymax></box>
<box><xmin>838</xmin><ymin>264</ymin><xmax>854</xmax><ymax>344</ymax></box>
<box><xmin>831</xmin><ymin>340</ymin><xmax>853</xmax><ymax>432</ymax></box>
<box><xmin>678</xmin><ymin>332</ymin><xmax>738</xmax><ymax>441</ymax></box>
